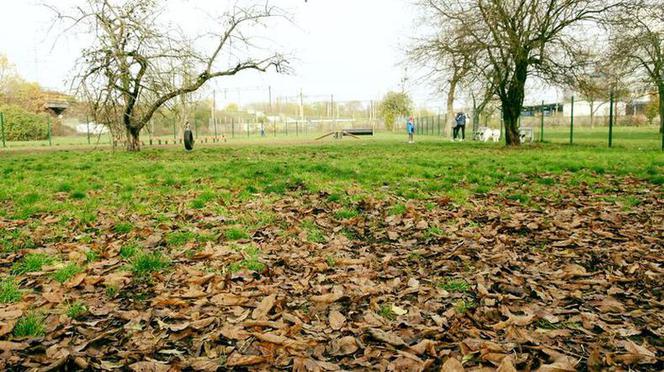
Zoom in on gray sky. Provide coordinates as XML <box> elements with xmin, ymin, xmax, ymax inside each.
<box><xmin>0</xmin><ymin>0</ymin><xmax>446</xmax><ymax>109</ymax></box>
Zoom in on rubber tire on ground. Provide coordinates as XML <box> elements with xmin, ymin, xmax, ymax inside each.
<box><xmin>184</xmin><ymin>130</ymin><xmax>194</xmax><ymax>151</ymax></box>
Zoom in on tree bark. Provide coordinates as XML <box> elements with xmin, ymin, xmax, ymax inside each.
<box><xmin>589</xmin><ymin>100</ymin><xmax>595</xmax><ymax>129</ymax></box>
<box><xmin>126</xmin><ymin>126</ymin><xmax>141</xmax><ymax>152</ymax></box>
<box><xmin>659</xmin><ymin>83</ymin><xmax>664</xmax><ymax>136</ymax></box>
<box><xmin>500</xmin><ymin>61</ymin><xmax>527</xmax><ymax>146</ymax></box>
<box><xmin>445</xmin><ymin>78</ymin><xmax>457</xmax><ymax>138</ymax></box>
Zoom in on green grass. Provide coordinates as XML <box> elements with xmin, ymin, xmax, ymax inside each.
<box><xmin>438</xmin><ymin>278</ymin><xmax>471</xmax><ymax>293</ymax></box>
<box><xmin>52</xmin><ymin>263</ymin><xmax>83</xmax><ymax>283</ymax></box>
<box><xmin>13</xmin><ymin>312</ymin><xmax>46</xmax><ymax>338</ymax></box>
<box><xmin>334</xmin><ymin>208</ymin><xmax>359</xmax><ymax>219</ymax></box>
<box><xmin>120</xmin><ymin>242</ymin><xmax>139</xmax><ymax>259</ymax></box>
<box><xmin>130</xmin><ymin>252</ymin><xmax>170</xmax><ymax>277</ymax></box>
<box><xmin>228</xmin><ymin>246</ymin><xmax>266</xmax><ymax>273</ymax></box>
<box><xmin>66</xmin><ymin>301</ymin><xmax>88</xmax><ymax>319</ymax></box>
<box><xmin>225</xmin><ymin>227</ymin><xmax>250</xmax><ymax>241</ymax></box>
<box><xmin>379</xmin><ymin>304</ymin><xmax>396</xmax><ymax>321</ymax></box>
<box><xmin>113</xmin><ymin>222</ymin><xmax>133</xmax><ymax>234</ymax></box>
<box><xmin>0</xmin><ymin>277</ymin><xmax>22</xmax><ymax>303</ymax></box>
<box><xmin>302</xmin><ymin>220</ymin><xmax>326</xmax><ymax>243</ymax></box>
<box><xmin>12</xmin><ymin>254</ymin><xmax>54</xmax><ymax>274</ymax></box>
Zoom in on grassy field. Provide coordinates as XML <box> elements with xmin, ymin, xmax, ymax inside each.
<box><xmin>0</xmin><ymin>138</ymin><xmax>662</xmax><ymax>370</ymax></box>
<box><xmin>2</xmin><ymin>125</ymin><xmax>662</xmax><ymax>150</ymax></box>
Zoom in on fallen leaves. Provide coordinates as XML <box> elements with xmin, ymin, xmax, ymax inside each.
<box><xmin>0</xmin><ymin>173</ymin><xmax>662</xmax><ymax>370</ymax></box>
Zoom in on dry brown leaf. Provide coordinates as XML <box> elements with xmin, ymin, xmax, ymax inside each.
<box><xmin>252</xmin><ymin>294</ymin><xmax>276</xmax><ymax>320</ymax></box>
<box><xmin>327</xmin><ymin>336</ymin><xmax>358</xmax><ymax>356</ymax></box>
<box><xmin>211</xmin><ymin>293</ymin><xmax>247</xmax><ymax>306</ymax></box>
<box><xmin>226</xmin><ymin>353</ymin><xmax>265</xmax><ymax>367</ymax></box>
<box><xmin>440</xmin><ymin>357</ymin><xmax>465</xmax><ymax>372</ymax></box>
<box><xmin>368</xmin><ymin>328</ymin><xmax>406</xmax><ymax>347</ymax></box>
<box><xmin>328</xmin><ymin>310</ymin><xmax>346</xmax><ymax>330</ymax></box>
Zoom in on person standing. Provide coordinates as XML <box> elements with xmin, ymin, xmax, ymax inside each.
<box><xmin>407</xmin><ymin>116</ymin><xmax>415</xmax><ymax>144</ymax></box>
<box><xmin>453</xmin><ymin>112</ymin><xmax>467</xmax><ymax>141</ymax></box>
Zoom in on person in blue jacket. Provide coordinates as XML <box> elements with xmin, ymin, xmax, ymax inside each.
<box><xmin>453</xmin><ymin>112</ymin><xmax>467</xmax><ymax>141</ymax></box>
<box><xmin>407</xmin><ymin>116</ymin><xmax>415</xmax><ymax>144</ymax></box>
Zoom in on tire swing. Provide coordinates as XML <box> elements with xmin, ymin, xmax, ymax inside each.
<box><xmin>184</xmin><ymin>122</ymin><xmax>194</xmax><ymax>151</ymax></box>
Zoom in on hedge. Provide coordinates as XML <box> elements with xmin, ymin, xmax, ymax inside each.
<box><xmin>0</xmin><ymin>105</ymin><xmax>49</xmax><ymax>141</ymax></box>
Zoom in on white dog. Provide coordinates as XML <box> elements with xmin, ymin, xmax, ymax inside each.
<box><xmin>478</xmin><ymin>127</ymin><xmax>501</xmax><ymax>142</ymax></box>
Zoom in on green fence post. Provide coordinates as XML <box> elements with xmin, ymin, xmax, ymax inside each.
<box><xmin>608</xmin><ymin>92</ymin><xmax>614</xmax><ymax>148</ymax></box>
<box><xmin>48</xmin><ymin>116</ymin><xmax>52</xmax><ymax>146</ymax></box>
<box><xmin>570</xmin><ymin>96</ymin><xmax>574</xmax><ymax>145</ymax></box>
<box><xmin>0</xmin><ymin>112</ymin><xmax>5</xmax><ymax>148</ymax></box>
<box><xmin>540</xmin><ymin>100</ymin><xmax>544</xmax><ymax>142</ymax></box>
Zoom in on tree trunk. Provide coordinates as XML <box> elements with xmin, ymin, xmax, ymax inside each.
<box><xmin>500</xmin><ymin>61</ymin><xmax>528</xmax><ymax>146</ymax></box>
<box><xmin>445</xmin><ymin>79</ymin><xmax>457</xmax><ymax>138</ymax></box>
<box><xmin>589</xmin><ymin>100</ymin><xmax>594</xmax><ymax>129</ymax></box>
<box><xmin>658</xmin><ymin>83</ymin><xmax>664</xmax><ymax>136</ymax></box>
<box><xmin>126</xmin><ymin>126</ymin><xmax>141</xmax><ymax>152</ymax></box>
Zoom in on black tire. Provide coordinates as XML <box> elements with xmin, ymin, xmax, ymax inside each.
<box><xmin>184</xmin><ymin>130</ymin><xmax>194</xmax><ymax>151</ymax></box>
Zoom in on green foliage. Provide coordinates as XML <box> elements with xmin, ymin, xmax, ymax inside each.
<box><xmin>52</xmin><ymin>263</ymin><xmax>83</xmax><ymax>283</ymax></box>
<box><xmin>166</xmin><ymin>231</ymin><xmax>196</xmax><ymax>246</ymax></box>
<box><xmin>12</xmin><ymin>253</ymin><xmax>54</xmax><ymax>274</ymax></box>
<box><xmin>0</xmin><ymin>104</ymin><xmax>49</xmax><ymax>141</ymax></box>
<box><xmin>644</xmin><ymin>93</ymin><xmax>659</xmax><ymax>125</ymax></box>
<box><xmin>13</xmin><ymin>312</ymin><xmax>46</xmax><ymax>337</ymax></box>
<box><xmin>389</xmin><ymin>204</ymin><xmax>407</xmax><ymax>216</ymax></box>
<box><xmin>454</xmin><ymin>299</ymin><xmax>477</xmax><ymax>314</ymax></box>
<box><xmin>378</xmin><ymin>92</ymin><xmax>412</xmax><ymax>130</ymax></box>
<box><xmin>0</xmin><ymin>277</ymin><xmax>22</xmax><ymax>303</ymax></box>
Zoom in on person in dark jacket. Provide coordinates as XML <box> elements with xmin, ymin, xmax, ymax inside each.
<box><xmin>453</xmin><ymin>112</ymin><xmax>467</xmax><ymax>141</ymax></box>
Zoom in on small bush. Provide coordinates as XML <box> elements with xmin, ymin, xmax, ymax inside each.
<box><xmin>120</xmin><ymin>243</ymin><xmax>139</xmax><ymax>259</ymax></box>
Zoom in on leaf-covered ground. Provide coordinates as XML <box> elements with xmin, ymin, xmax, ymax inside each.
<box><xmin>0</xmin><ymin>140</ymin><xmax>663</xmax><ymax>370</ymax></box>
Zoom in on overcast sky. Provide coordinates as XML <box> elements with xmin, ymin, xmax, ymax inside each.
<box><xmin>0</xmin><ymin>0</ymin><xmax>560</xmax><ymax>110</ymax></box>
<box><xmin>0</xmin><ymin>0</ymin><xmax>452</xmax><ymax>108</ymax></box>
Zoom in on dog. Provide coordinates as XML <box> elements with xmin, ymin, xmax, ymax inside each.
<box><xmin>477</xmin><ymin>127</ymin><xmax>501</xmax><ymax>142</ymax></box>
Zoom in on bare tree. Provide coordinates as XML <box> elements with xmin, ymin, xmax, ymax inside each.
<box><xmin>409</xmin><ymin>20</ymin><xmax>473</xmax><ymax>137</ymax></box>
<box><xmin>52</xmin><ymin>0</ymin><xmax>289</xmax><ymax>151</ymax></box>
<box><xmin>609</xmin><ymin>0</ymin><xmax>664</xmax><ymax>140</ymax></box>
<box><xmin>416</xmin><ymin>0</ymin><xmax>619</xmax><ymax>145</ymax></box>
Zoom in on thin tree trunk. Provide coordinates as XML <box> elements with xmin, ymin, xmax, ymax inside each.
<box><xmin>589</xmin><ymin>100</ymin><xmax>594</xmax><ymax>129</ymax></box>
<box><xmin>659</xmin><ymin>83</ymin><xmax>664</xmax><ymax>135</ymax></box>
<box><xmin>445</xmin><ymin>79</ymin><xmax>457</xmax><ymax>138</ymax></box>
